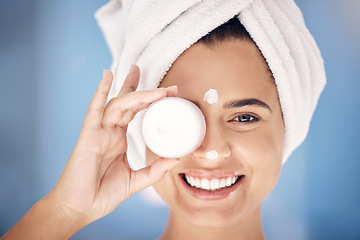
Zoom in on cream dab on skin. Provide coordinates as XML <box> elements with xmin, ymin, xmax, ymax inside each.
<box><xmin>206</xmin><ymin>150</ymin><xmax>218</xmax><ymax>160</ymax></box>
<box><xmin>203</xmin><ymin>88</ymin><xmax>219</xmax><ymax>105</ymax></box>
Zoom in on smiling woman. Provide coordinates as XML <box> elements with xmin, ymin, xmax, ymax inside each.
<box><xmin>0</xmin><ymin>0</ymin><xmax>326</xmax><ymax>240</ymax></box>
<box><xmin>146</xmin><ymin>35</ymin><xmax>285</xmax><ymax>239</ymax></box>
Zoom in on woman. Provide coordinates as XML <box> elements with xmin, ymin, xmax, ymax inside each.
<box><xmin>146</xmin><ymin>19</ymin><xmax>284</xmax><ymax>239</ymax></box>
<box><xmin>1</xmin><ymin>0</ymin><xmax>326</xmax><ymax>239</ymax></box>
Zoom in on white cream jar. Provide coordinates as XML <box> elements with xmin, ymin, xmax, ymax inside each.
<box><xmin>142</xmin><ymin>97</ymin><xmax>206</xmax><ymax>158</ymax></box>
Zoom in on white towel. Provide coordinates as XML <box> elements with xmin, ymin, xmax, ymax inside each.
<box><xmin>95</xmin><ymin>0</ymin><xmax>326</xmax><ymax>170</ymax></box>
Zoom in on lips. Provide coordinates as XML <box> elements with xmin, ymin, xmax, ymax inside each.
<box><xmin>179</xmin><ymin>172</ymin><xmax>245</xmax><ymax>200</ymax></box>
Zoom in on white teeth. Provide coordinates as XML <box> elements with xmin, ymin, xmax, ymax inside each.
<box><xmin>186</xmin><ymin>175</ymin><xmax>190</xmax><ymax>184</ymax></box>
<box><xmin>225</xmin><ymin>177</ymin><xmax>232</xmax><ymax>187</ymax></box>
<box><xmin>220</xmin><ymin>178</ymin><xmax>226</xmax><ymax>188</ymax></box>
<box><xmin>201</xmin><ymin>178</ymin><xmax>210</xmax><ymax>190</ymax></box>
<box><xmin>185</xmin><ymin>175</ymin><xmax>240</xmax><ymax>191</ymax></box>
<box><xmin>190</xmin><ymin>176</ymin><xmax>195</xmax><ymax>186</ymax></box>
<box><xmin>210</xmin><ymin>179</ymin><xmax>220</xmax><ymax>190</ymax></box>
<box><xmin>195</xmin><ymin>178</ymin><xmax>201</xmax><ymax>188</ymax></box>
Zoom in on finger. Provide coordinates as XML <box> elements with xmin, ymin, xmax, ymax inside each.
<box><xmin>117</xmin><ymin>64</ymin><xmax>140</xmax><ymax>97</ymax></box>
<box><xmin>130</xmin><ymin>158</ymin><xmax>180</xmax><ymax>195</ymax></box>
<box><xmin>83</xmin><ymin>70</ymin><xmax>113</xmax><ymax>128</ymax></box>
<box><xmin>114</xmin><ymin>86</ymin><xmax>177</xmax><ymax>128</ymax></box>
<box><xmin>102</xmin><ymin>88</ymin><xmax>167</xmax><ymax>128</ymax></box>
<box><xmin>165</xmin><ymin>85</ymin><xmax>178</xmax><ymax>97</ymax></box>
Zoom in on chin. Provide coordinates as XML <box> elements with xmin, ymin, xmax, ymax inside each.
<box><xmin>171</xmin><ymin>198</ymin><xmax>252</xmax><ymax>229</ymax></box>
<box><xmin>186</xmin><ymin>210</ymin><xmax>239</xmax><ymax>229</ymax></box>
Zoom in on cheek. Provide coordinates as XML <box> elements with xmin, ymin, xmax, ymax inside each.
<box><xmin>228</xmin><ymin>119</ymin><xmax>284</xmax><ymax>199</ymax></box>
<box><xmin>228</xmin><ymin>123</ymin><xmax>284</xmax><ymax>164</ymax></box>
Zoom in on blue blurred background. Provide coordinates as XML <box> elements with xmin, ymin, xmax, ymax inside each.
<box><xmin>0</xmin><ymin>0</ymin><xmax>359</xmax><ymax>239</ymax></box>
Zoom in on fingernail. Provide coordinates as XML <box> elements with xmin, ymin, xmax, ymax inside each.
<box><xmin>166</xmin><ymin>85</ymin><xmax>178</xmax><ymax>89</ymax></box>
<box><xmin>129</xmin><ymin>64</ymin><xmax>136</xmax><ymax>74</ymax></box>
<box><xmin>163</xmin><ymin>158</ymin><xmax>180</xmax><ymax>170</ymax></box>
<box><xmin>156</xmin><ymin>87</ymin><xmax>165</xmax><ymax>91</ymax></box>
<box><xmin>102</xmin><ymin>69</ymin><xmax>108</xmax><ymax>77</ymax></box>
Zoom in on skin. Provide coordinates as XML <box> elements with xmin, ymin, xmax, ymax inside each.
<box><xmin>1</xmin><ymin>39</ymin><xmax>284</xmax><ymax>240</ymax></box>
<box><xmin>146</xmin><ymin>39</ymin><xmax>285</xmax><ymax>240</ymax></box>
<box><xmin>1</xmin><ymin>68</ymin><xmax>180</xmax><ymax>240</ymax></box>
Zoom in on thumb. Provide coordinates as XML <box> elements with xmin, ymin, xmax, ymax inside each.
<box><xmin>130</xmin><ymin>158</ymin><xmax>180</xmax><ymax>195</ymax></box>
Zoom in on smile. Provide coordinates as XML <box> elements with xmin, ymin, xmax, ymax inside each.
<box><xmin>184</xmin><ymin>174</ymin><xmax>239</xmax><ymax>191</ymax></box>
<box><xmin>179</xmin><ymin>172</ymin><xmax>245</xmax><ymax>200</ymax></box>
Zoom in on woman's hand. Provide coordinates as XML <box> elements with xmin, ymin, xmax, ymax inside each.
<box><xmin>1</xmin><ymin>66</ymin><xmax>179</xmax><ymax>240</ymax></box>
<box><xmin>29</xmin><ymin>66</ymin><xmax>176</xmax><ymax>235</ymax></box>
<box><xmin>49</xmin><ymin>66</ymin><xmax>179</xmax><ymax>226</ymax></box>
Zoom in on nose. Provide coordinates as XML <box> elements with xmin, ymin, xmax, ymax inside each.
<box><xmin>192</xmin><ymin>119</ymin><xmax>231</xmax><ymax>161</ymax></box>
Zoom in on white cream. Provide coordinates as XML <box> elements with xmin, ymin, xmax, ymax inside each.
<box><xmin>203</xmin><ymin>88</ymin><xmax>219</xmax><ymax>105</ymax></box>
<box><xmin>206</xmin><ymin>150</ymin><xmax>218</xmax><ymax>160</ymax></box>
<box><xmin>142</xmin><ymin>97</ymin><xmax>206</xmax><ymax>158</ymax></box>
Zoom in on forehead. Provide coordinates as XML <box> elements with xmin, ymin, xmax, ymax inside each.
<box><xmin>160</xmin><ymin>40</ymin><xmax>277</xmax><ymax>104</ymax></box>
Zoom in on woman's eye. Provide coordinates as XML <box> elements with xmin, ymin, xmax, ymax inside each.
<box><xmin>232</xmin><ymin>114</ymin><xmax>259</xmax><ymax>123</ymax></box>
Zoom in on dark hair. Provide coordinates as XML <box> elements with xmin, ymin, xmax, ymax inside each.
<box><xmin>198</xmin><ymin>16</ymin><xmax>254</xmax><ymax>44</ymax></box>
<box><xmin>198</xmin><ymin>16</ymin><xmax>275</xmax><ymax>81</ymax></box>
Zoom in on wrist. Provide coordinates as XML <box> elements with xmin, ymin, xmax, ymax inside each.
<box><xmin>1</xmin><ymin>195</ymin><xmax>88</xmax><ymax>240</ymax></box>
<box><xmin>40</xmin><ymin>194</ymin><xmax>90</xmax><ymax>236</ymax></box>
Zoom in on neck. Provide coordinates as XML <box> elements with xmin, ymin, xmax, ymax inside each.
<box><xmin>160</xmin><ymin>205</ymin><xmax>265</xmax><ymax>240</ymax></box>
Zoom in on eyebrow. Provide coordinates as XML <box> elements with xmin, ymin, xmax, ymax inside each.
<box><xmin>223</xmin><ymin>98</ymin><xmax>272</xmax><ymax>112</ymax></box>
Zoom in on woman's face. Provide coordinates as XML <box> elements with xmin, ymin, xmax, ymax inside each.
<box><xmin>146</xmin><ymin>39</ymin><xmax>285</xmax><ymax>228</ymax></box>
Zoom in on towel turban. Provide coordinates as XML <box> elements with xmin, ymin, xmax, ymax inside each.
<box><xmin>95</xmin><ymin>0</ymin><xmax>326</xmax><ymax>170</ymax></box>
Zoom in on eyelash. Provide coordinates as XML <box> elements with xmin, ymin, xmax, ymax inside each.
<box><xmin>230</xmin><ymin>113</ymin><xmax>260</xmax><ymax>124</ymax></box>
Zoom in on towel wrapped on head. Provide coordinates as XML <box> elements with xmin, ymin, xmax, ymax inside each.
<box><xmin>95</xmin><ymin>0</ymin><xmax>326</xmax><ymax>170</ymax></box>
